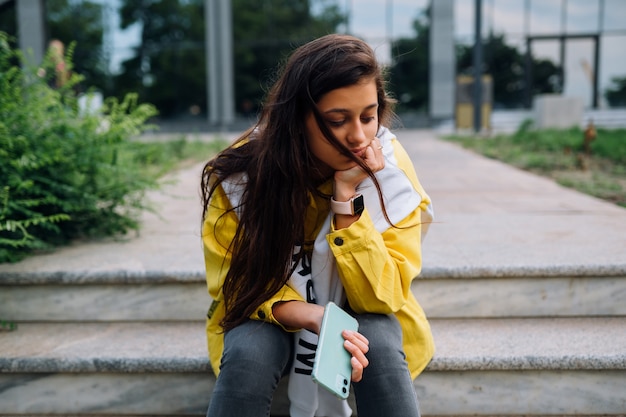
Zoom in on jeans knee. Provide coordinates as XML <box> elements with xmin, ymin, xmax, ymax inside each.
<box><xmin>217</xmin><ymin>321</ymin><xmax>293</xmax><ymax>395</ymax></box>
<box><xmin>352</xmin><ymin>314</ymin><xmax>419</xmax><ymax>417</ymax></box>
<box><xmin>355</xmin><ymin>313</ymin><xmax>407</xmax><ymax>372</ymax></box>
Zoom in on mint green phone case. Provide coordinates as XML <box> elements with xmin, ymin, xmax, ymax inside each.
<box><xmin>311</xmin><ymin>302</ymin><xmax>359</xmax><ymax>399</ymax></box>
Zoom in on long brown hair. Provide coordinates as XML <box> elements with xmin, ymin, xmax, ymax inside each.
<box><xmin>201</xmin><ymin>34</ymin><xmax>396</xmax><ymax>331</ymax></box>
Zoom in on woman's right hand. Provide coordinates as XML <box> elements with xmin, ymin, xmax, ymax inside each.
<box><xmin>273</xmin><ymin>301</ymin><xmax>370</xmax><ymax>381</ymax></box>
<box><xmin>343</xmin><ymin>330</ymin><xmax>370</xmax><ymax>382</ymax></box>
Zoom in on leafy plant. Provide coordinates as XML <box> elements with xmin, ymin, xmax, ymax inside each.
<box><xmin>0</xmin><ymin>32</ymin><xmax>159</xmax><ymax>263</ymax></box>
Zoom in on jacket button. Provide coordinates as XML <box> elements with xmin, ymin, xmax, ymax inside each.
<box><xmin>334</xmin><ymin>237</ymin><xmax>344</xmax><ymax>246</ymax></box>
<box><xmin>257</xmin><ymin>310</ymin><xmax>266</xmax><ymax>319</ymax></box>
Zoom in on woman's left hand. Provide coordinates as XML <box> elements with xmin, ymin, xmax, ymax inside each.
<box><xmin>342</xmin><ymin>329</ymin><xmax>370</xmax><ymax>382</ymax></box>
<box><xmin>334</xmin><ymin>137</ymin><xmax>385</xmax><ymax>195</ymax></box>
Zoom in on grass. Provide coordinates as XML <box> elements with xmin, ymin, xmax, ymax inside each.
<box><xmin>444</xmin><ymin>122</ymin><xmax>626</xmax><ymax>208</ymax></box>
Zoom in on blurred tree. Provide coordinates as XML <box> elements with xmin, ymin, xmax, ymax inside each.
<box><xmin>0</xmin><ymin>1</ymin><xmax>17</xmax><ymax>47</ymax></box>
<box><xmin>0</xmin><ymin>0</ymin><xmax>107</xmax><ymax>92</ymax></box>
<box><xmin>456</xmin><ymin>34</ymin><xmax>561</xmax><ymax>109</ymax></box>
<box><xmin>388</xmin><ymin>8</ymin><xmax>430</xmax><ymax>112</ymax></box>
<box><xmin>115</xmin><ymin>0</ymin><xmax>345</xmax><ymax>119</ymax></box>
<box><xmin>116</xmin><ymin>0</ymin><xmax>205</xmax><ymax>118</ymax></box>
<box><xmin>233</xmin><ymin>0</ymin><xmax>345</xmax><ymax>116</ymax></box>
<box><xmin>46</xmin><ymin>0</ymin><xmax>109</xmax><ymax>94</ymax></box>
<box><xmin>605</xmin><ymin>76</ymin><xmax>626</xmax><ymax>107</ymax></box>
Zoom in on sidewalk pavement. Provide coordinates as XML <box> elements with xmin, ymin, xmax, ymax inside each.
<box><xmin>1</xmin><ymin>129</ymin><xmax>625</xmax><ymax>279</ymax></box>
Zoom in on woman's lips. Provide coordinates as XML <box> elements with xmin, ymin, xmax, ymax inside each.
<box><xmin>351</xmin><ymin>147</ymin><xmax>366</xmax><ymax>158</ymax></box>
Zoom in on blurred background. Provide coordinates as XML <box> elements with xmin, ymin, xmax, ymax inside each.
<box><xmin>1</xmin><ymin>0</ymin><xmax>625</xmax><ymax>132</ymax></box>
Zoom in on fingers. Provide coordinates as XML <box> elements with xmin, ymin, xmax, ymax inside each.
<box><xmin>370</xmin><ymin>136</ymin><xmax>384</xmax><ymax>152</ymax></box>
<box><xmin>350</xmin><ymin>355</ymin><xmax>365</xmax><ymax>382</ymax></box>
<box><xmin>343</xmin><ymin>330</ymin><xmax>370</xmax><ymax>382</ymax></box>
<box><xmin>364</xmin><ymin>138</ymin><xmax>385</xmax><ymax>172</ymax></box>
<box><xmin>344</xmin><ymin>329</ymin><xmax>369</xmax><ymax>347</ymax></box>
<box><xmin>333</xmin><ymin>137</ymin><xmax>385</xmax><ymax>189</ymax></box>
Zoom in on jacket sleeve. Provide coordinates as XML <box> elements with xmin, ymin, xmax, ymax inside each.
<box><xmin>202</xmin><ymin>184</ymin><xmax>305</xmax><ymax>330</ymax></box>
<box><xmin>326</xmin><ymin>139</ymin><xmax>431</xmax><ymax>314</ymax></box>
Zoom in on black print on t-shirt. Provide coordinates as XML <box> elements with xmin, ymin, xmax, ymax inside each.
<box><xmin>292</xmin><ymin>244</ymin><xmax>316</xmax><ymax>304</ymax></box>
<box><xmin>290</xmin><ymin>244</ymin><xmax>318</xmax><ymax>376</ymax></box>
<box><xmin>294</xmin><ymin>335</ymin><xmax>317</xmax><ymax>375</ymax></box>
<box><xmin>305</xmin><ymin>280</ymin><xmax>316</xmax><ymax>304</ymax></box>
<box><xmin>297</xmin><ymin>245</ymin><xmax>312</xmax><ymax>277</ymax></box>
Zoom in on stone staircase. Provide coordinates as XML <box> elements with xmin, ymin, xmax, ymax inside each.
<box><xmin>2</xmin><ymin>131</ymin><xmax>626</xmax><ymax>416</ymax></box>
<box><xmin>1</xmin><ymin>265</ymin><xmax>625</xmax><ymax>416</ymax></box>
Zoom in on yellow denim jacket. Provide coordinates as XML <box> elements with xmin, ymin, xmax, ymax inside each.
<box><xmin>202</xmin><ymin>138</ymin><xmax>434</xmax><ymax>380</ymax></box>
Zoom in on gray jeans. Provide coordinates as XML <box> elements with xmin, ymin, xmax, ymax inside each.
<box><xmin>206</xmin><ymin>311</ymin><xmax>421</xmax><ymax>417</ymax></box>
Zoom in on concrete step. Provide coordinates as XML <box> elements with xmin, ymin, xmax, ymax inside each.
<box><xmin>2</xmin><ymin>266</ymin><xmax>625</xmax><ymax>321</ymax></box>
<box><xmin>1</xmin><ymin>318</ymin><xmax>625</xmax><ymax>416</ymax></box>
<box><xmin>413</xmin><ymin>266</ymin><xmax>626</xmax><ymax>319</ymax></box>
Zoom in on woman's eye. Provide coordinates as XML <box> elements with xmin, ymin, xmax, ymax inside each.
<box><xmin>327</xmin><ymin>120</ymin><xmax>345</xmax><ymax>127</ymax></box>
<box><xmin>361</xmin><ymin>116</ymin><xmax>376</xmax><ymax>124</ymax></box>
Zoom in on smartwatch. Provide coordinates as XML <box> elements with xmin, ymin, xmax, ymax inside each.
<box><xmin>330</xmin><ymin>194</ymin><xmax>364</xmax><ymax>216</ymax></box>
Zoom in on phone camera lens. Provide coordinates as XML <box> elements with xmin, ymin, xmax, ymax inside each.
<box><xmin>342</xmin><ymin>387</ymin><xmax>347</xmax><ymax>394</ymax></box>
<box><xmin>343</xmin><ymin>379</ymin><xmax>348</xmax><ymax>385</ymax></box>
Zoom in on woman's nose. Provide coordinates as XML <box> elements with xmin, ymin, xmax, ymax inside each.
<box><xmin>347</xmin><ymin>120</ymin><xmax>367</xmax><ymax>145</ymax></box>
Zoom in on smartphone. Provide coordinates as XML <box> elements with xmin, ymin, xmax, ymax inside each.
<box><xmin>311</xmin><ymin>301</ymin><xmax>359</xmax><ymax>399</ymax></box>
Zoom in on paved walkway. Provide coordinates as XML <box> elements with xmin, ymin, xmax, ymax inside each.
<box><xmin>1</xmin><ymin>129</ymin><xmax>625</xmax><ymax>279</ymax></box>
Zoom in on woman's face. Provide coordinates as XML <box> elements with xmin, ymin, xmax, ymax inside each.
<box><xmin>305</xmin><ymin>78</ymin><xmax>379</xmax><ymax>177</ymax></box>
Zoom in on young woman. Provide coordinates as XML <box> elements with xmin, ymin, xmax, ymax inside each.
<box><xmin>201</xmin><ymin>34</ymin><xmax>434</xmax><ymax>417</ymax></box>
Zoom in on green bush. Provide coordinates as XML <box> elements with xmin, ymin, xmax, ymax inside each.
<box><xmin>0</xmin><ymin>33</ymin><xmax>158</xmax><ymax>263</ymax></box>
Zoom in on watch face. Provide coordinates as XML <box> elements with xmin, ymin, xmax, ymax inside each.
<box><xmin>353</xmin><ymin>194</ymin><xmax>364</xmax><ymax>216</ymax></box>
